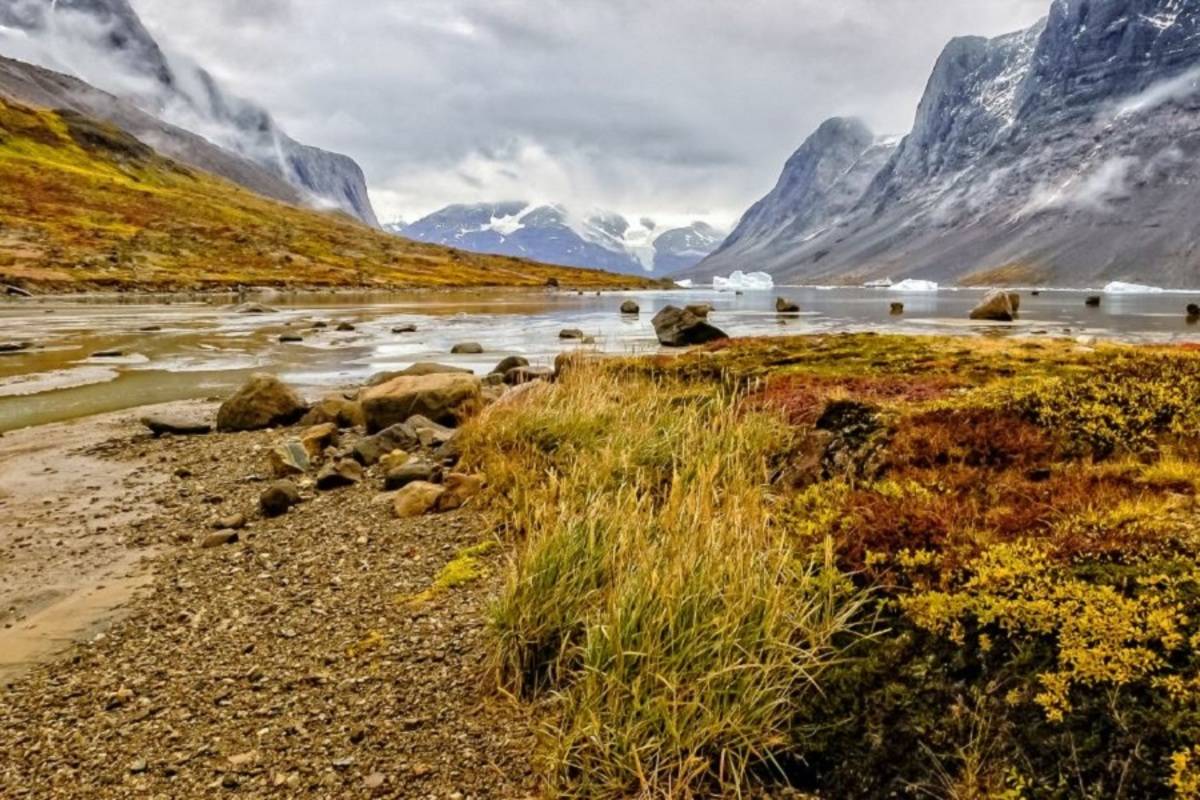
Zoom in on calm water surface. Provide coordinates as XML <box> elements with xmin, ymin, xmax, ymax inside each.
<box><xmin>3</xmin><ymin>286</ymin><xmax>1200</xmax><ymax>432</ymax></box>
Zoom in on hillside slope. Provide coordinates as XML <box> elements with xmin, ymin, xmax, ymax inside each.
<box><xmin>0</xmin><ymin>98</ymin><xmax>650</xmax><ymax>292</ymax></box>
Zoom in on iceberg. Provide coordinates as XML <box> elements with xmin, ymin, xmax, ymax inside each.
<box><xmin>863</xmin><ymin>278</ymin><xmax>894</xmax><ymax>288</ymax></box>
<box><xmin>713</xmin><ymin>270</ymin><xmax>774</xmax><ymax>291</ymax></box>
<box><xmin>1103</xmin><ymin>281</ymin><xmax>1164</xmax><ymax>294</ymax></box>
<box><xmin>674</xmin><ymin>279</ymin><xmax>694</xmax><ymax>288</ymax></box>
<box><xmin>888</xmin><ymin>279</ymin><xmax>939</xmax><ymax>293</ymax></box>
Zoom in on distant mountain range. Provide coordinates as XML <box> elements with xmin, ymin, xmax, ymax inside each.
<box><xmin>693</xmin><ymin>0</ymin><xmax>1200</xmax><ymax>288</ymax></box>
<box><xmin>390</xmin><ymin>203</ymin><xmax>724</xmax><ymax>276</ymax></box>
<box><xmin>0</xmin><ymin>0</ymin><xmax>379</xmax><ymax>227</ymax></box>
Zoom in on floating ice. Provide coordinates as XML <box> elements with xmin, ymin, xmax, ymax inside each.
<box><xmin>674</xmin><ymin>279</ymin><xmax>694</xmax><ymax>288</ymax></box>
<box><xmin>1103</xmin><ymin>281</ymin><xmax>1164</xmax><ymax>294</ymax></box>
<box><xmin>888</xmin><ymin>279</ymin><xmax>939</xmax><ymax>293</ymax></box>
<box><xmin>713</xmin><ymin>270</ymin><xmax>774</xmax><ymax>291</ymax></box>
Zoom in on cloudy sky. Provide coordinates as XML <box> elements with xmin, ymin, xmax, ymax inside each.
<box><xmin>129</xmin><ymin>0</ymin><xmax>1049</xmax><ymax>228</ymax></box>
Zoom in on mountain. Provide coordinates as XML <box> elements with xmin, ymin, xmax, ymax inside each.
<box><xmin>0</xmin><ymin>0</ymin><xmax>379</xmax><ymax>227</ymax></box>
<box><xmin>0</xmin><ymin>95</ymin><xmax>652</xmax><ymax>291</ymax></box>
<box><xmin>395</xmin><ymin>203</ymin><xmax>723</xmax><ymax>275</ymax></box>
<box><xmin>695</xmin><ymin>0</ymin><xmax>1200</xmax><ymax>288</ymax></box>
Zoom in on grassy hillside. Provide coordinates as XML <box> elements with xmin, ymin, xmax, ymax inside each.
<box><xmin>461</xmin><ymin>335</ymin><xmax>1200</xmax><ymax>798</ymax></box>
<box><xmin>0</xmin><ymin>98</ymin><xmax>654</xmax><ymax>292</ymax></box>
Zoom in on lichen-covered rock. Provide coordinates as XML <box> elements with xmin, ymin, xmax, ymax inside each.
<box><xmin>968</xmin><ymin>289</ymin><xmax>1021</xmax><ymax>321</ymax></box>
<box><xmin>392</xmin><ymin>481</ymin><xmax>445</xmax><ymax>518</ymax></box>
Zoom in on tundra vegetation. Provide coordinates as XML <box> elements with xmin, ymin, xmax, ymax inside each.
<box><xmin>459</xmin><ymin>334</ymin><xmax>1200</xmax><ymax>799</ymax></box>
<box><xmin>0</xmin><ymin>98</ymin><xmax>651</xmax><ymax>292</ymax></box>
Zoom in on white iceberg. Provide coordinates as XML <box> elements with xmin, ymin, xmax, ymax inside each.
<box><xmin>1103</xmin><ymin>281</ymin><xmax>1164</xmax><ymax>294</ymax></box>
<box><xmin>712</xmin><ymin>270</ymin><xmax>774</xmax><ymax>291</ymax></box>
<box><xmin>674</xmin><ymin>278</ymin><xmax>694</xmax><ymax>288</ymax></box>
<box><xmin>888</xmin><ymin>279</ymin><xmax>939</xmax><ymax>293</ymax></box>
<box><xmin>863</xmin><ymin>278</ymin><xmax>894</xmax><ymax>288</ymax></box>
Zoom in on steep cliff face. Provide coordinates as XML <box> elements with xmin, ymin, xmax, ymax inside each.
<box><xmin>694</xmin><ymin>0</ymin><xmax>1200</xmax><ymax>288</ymax></box>
<box><xmin>0</xmin><ymin>0</ymin><xmax>380</xmax><ymax>226</ymax></box>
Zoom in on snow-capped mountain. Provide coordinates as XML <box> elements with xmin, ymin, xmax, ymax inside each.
<box><xmin>695</xmin><ymin>0</ymin><xmax>1200</xmax><ymax>288</ymax></box>
<box><xmin>0</xmin><ymin>0</ymin><xmax>379</xmax><ymax>227</ymax></box>
<box><xmin>394</xmin><ymin>203</ymin><xmax>723</xmax><ymax>275</ymax></box>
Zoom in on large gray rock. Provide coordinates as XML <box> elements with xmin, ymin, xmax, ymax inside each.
<box><xmin>216</xmin><ymin>374</ymin><xmax>307</xmax><ymax>432</ymax></box>
<box><xmin>360</xmin><ymin>372</ymin><xmax>483</xmax><ymax>432</ymax></box>
<box><xmin>651</xmin><ymin>306</ymin><xmax>729</xmax><ymax>347</ymax></box>
<box><xmin>353</xmin><ymin>423</ymin><xmax>421</xmax><ymax>466</ymax></box>
<box><xmin>366</xmin><ymin>363</ymin><xmax>472</xmax><ymax>387</ymax></box>
<box><xmin>491</xmin><ymin>356</ymin><xmax>529</xmax><ymax>375</ymax></box>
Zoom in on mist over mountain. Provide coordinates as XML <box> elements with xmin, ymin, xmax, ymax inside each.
<box><xmin>394</xmin><ymin>203</ymin><xmax>724</xmax><ymax>276</ymax></box>
<box><xmin>0</xmin><ymin>0</ymin><xmax>379</xmax><ymax>226</ymax></box>
<box><xmin>696</xmin><ymin>0</ymin><xmax>1200</xmax><ymax>288</ymax></box>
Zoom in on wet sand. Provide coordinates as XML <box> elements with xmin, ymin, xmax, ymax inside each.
<box><xmin>0</xmin><ymin>403</ymin><xmax>207</xmax><ymax>681</ymax></box>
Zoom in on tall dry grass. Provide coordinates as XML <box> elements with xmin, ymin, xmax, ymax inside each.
<box><xmin>460</xmin><ymin>363</ymin><xmax>868</xmax><ymax>798</ymax></box>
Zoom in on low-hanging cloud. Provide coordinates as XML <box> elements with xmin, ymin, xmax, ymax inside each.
<box><xmin>8</xmin><ymin>0</ymin><xmax>1050</xmax><ymax>227</ymax></box>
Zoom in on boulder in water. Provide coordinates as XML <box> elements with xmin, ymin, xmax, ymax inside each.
<box><xmin>890</xmin><ymin>302</ymin><xmax>904</xmax><ymax>315</ymax></box>
<box><xmin>776</xmin><ymin>297</ymin><xmax>800</xmax><ymax>314</ymax></box>
<box><xmin>651</xmin><ymin>306</ymin><xmax>729</xmax><ymax>347</ymax></box>
<box><xmin>491</xmin><ymin>355</ymin><xmax>529</xmax><ymax>375</ymax></box>
<box><xmin>968</xmin><ymin>290</ymin><xmax>1021</xmax><ymax>322</ymax></box>
<box><xmin>620</xmin><ymin>300</ymin><xmax>640</xmax><ymax>315</ymax></box>
<box><xmin>1085</xmin><ymin>295</ymin><xmax>1102</xmax><ymax>307</ymax></box>
<box><xmin>450</xmin><ymin>342</ymin><xmax>483</xmax><ymax>354</ymax></box>
<box><xmin>559</xmin><ymin>328</ymin><xmax>585</xmax><ymax>340</ymax></box>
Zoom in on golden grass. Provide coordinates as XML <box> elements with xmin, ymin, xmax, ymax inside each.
<box><xmin>0</xmin><ymin>98</ymin><xmax>658</xmax><ymax>292</ymax></box>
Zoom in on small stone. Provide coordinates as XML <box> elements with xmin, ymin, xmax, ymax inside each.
<box><xmin>558</xmin><ymin>328</ymin><xmax>585</xmax><ymax>340</ymax></box>
<box><xmin>336</xmin><ymin>322</ymin><xmax>356</xmax><ymax>331</ymax></box>
<box><xmin>268</xmin><ymin>439</ymin><xmax>311</xmax><ymax>477</ymax></box>
<box><xmin>450</xmin><ymin>342</ymin><xmax>483</xmax><ymax>354</ymax></box>
<box><xmin>364</xmin><ymin>772</ymin><xmax>386</xmax><ymax>789</ymax></box>
<box><xmin>391</xmin><ymin>324</ymin><xmax>417</xmax><ymax>333</ymax></box>
<box><xmin>620</xmin><ymin>300</ymin><xmax>640</xmax><ymax>314</ymax></box>
<box><xmin>129</xmin><ymin>759</ymin><xmax>148</xmax><ymax>774</ymax></box>
<box><xmin>213</xmin><ymin>513</ymin><xmax>247</xmax><ymax>531</ymax></box>
<box><xmin>200</xmin><ymin>531</ymin><xmax>239</xmax><ymax>548</ymax></box>
<box><xmin>259</xmin><ymin>480</ymin><xmax>301</xmax><ymax>517</ymax></box>
<box><xmin>384</xmin><ymin>461</ymin><xmax>439</xmax><ymax>491</ymax></box>
<box><xmin>316</xmin><ymin>459</ymin><xmax>363</xmax><ymax>490</ymax></box>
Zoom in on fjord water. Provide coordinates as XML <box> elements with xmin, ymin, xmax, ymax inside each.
<box><xmin>3</xmin><ymin>286</ymin><xmax>1200</xmax><ymax>432</ymax></box>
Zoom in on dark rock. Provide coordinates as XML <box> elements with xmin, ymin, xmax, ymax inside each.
<box><xmin>335</xmin><ymin>322</ymin><xmax>356</xmax><ymax>332</ymax></box>
<box><xmin>405</xmin><ymin>415</ymin><xmax>456</xmax><ymax>447</ymax></box>
<box><xmin>651</xmin><ymin>306</ymin><xmax>729</xmax><ymax>347</ymax></box>
<box><xmin>890</xmin><ymin>302</ymin><xmax>904</xmax><ymax>315</ymax></box>
<box><xmin>1188</xmin><ymin>304</ymin><xmax>1200</xmax><ymax>320</ymax></box>
<box><xmin>3</xmin><ymin>284</ymin><xmax>32</xmax><ymax>297</ymax></box>
<box><xmin>491</xmin><ymin>355</ymin><xmax>529</xmax><ymax>375</ymax></box>
<box><xmin>384</xmin><ymin>461</ymin><xmax>440</xmax><ymax>491</ymax></box>
<box><xmin>353</xmin><ymin>423</ymin><xmax>422</xmax><ymax>465</ymax></box>
<box><xmin>684</xmin><ymin>303</ymin><xmax>713</xmax><ymax>318</ymax></box>
<box><xmin>259</xmin><ymin>480</ymin><xmax>301</xmax><ymax>517</ymax></box>
<box><xmin>450</xmin><ymin>342</ymin><xmax>483</xmax><ymax>354</ymax></box>
<box><xmin>1085</xmin><ymin>295</ymin><xmax>1102</xmax><ymax>307</ymax></box>
<box><xmin>620</xmin><ymin>300</ymin><xmax>640</xmax><ymax>314</ymax></box>
<box><xmin>391</xmin><ymin>324</ymin><xmax>417</xmax><ymax>333</ymax></box>
<box><xmin>138</xmin><ymin>325</ymin><xmax>162</xmax><ymax>332</ymax></box>
<box><xmin>505</xmin><ymin>365</ymin><xmax>554</xmax><ymax>385</ymax></box>
<box><xmin>216</xmin><ymin>374</ymin><xmax>307</xmax><ymax>432</ymax></box>
<box><xmin>776</xmin><ymin>297</ymin><xmax>801</xmax><ymax>313</ymax></box>
<box><xmin>559</xmin><ymin>329</ymin><xmax>585</xmax><ymax>340</ymax></box>
<box><xmin>279</xmin><ymin>334</ymin><xmax>303</xmax><ymax>343</ymax></box>
<box><xmin>316</xmin><ymin>459</ymin><xmax>363</xmax><ymax>490</ymax></box>
<box><xmin>545</xmin><ymin>277</ymin><xmax>560</xmax><ymax>287</ymax></box>
<box><xmin>0</xmin><ymin>342</ymin><xmax>30</xmax><ymax>353</ymax></box>
<box><xmin>141</xmin><ymin>415</ymin><xmax>212</xmax><ymax>437</ymax></box>
<box><xmin>91</xmin><ymin>350</ymin><xmax>124</xmax><ymax>358</ymax></box>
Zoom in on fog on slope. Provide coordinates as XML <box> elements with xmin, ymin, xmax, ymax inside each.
<box><xmin>0</xmin><ymin>0</ymin><xmax>379</xmax><ymax>227</ymax></box>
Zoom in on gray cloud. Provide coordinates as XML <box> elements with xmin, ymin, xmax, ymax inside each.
<box><xmin>126</xmin><ymin>0</ymin><xmax>1049</xmax><ymax>227</ymax></box>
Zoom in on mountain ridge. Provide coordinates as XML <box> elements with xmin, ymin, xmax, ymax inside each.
<box><xmin>694</xmin><ymin>0</ymin><xmax>1200</xmax><ymax>288</ymax></box>
<box><xmin>394</xmin><ymin>202</ymin><xmax>724</xmax><ymax>276</ymax></box>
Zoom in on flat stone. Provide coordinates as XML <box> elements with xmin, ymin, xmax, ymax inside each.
<box><xmin>316</xmin><ymin>459</ymin><xmax>363</xmax><ymax>490</ymax></box>
<box><xmin>200</xmin><ymin>531</ymin><xmax>239</xmax><ymax>548</ymax></box>
<box><xmin>141</xmin><ymin>415</ymin><xmax>212</xmax><ymax>437</ymax></box>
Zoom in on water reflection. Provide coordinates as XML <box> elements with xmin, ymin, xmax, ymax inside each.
<box><xmin>3</xmin><ymin>286</ymin><xmax>1200</xmax><ymax>431</ymax></box>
